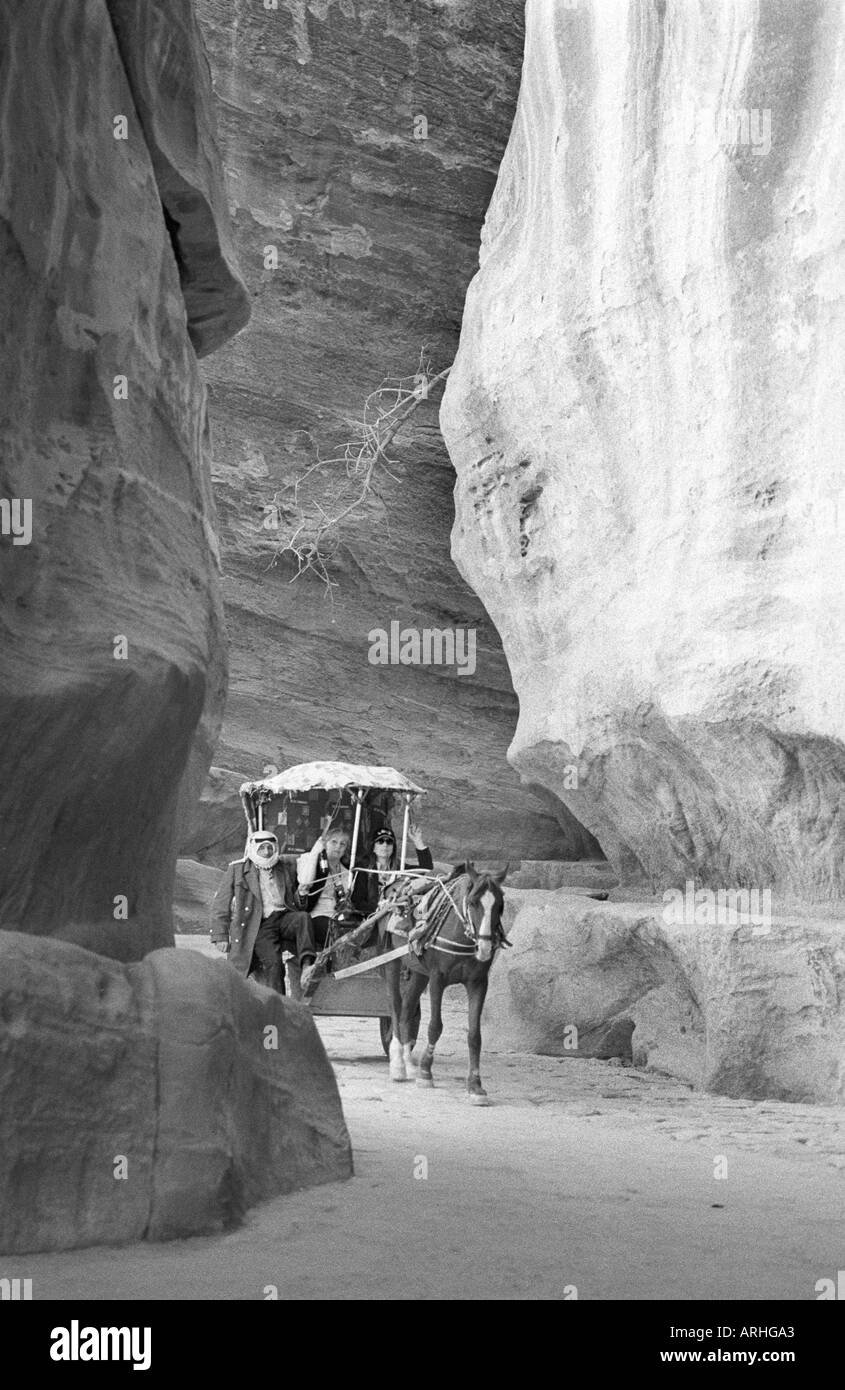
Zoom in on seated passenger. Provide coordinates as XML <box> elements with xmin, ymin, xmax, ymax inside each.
<box><xmin>296</xmin><ymin>824</ymin><xmax>359</xmax><ymax>955</ymax></box>
<box><xmin>360</xmin><ymin>817</ymin><xmax>434</xmax><ymax>917</ymax></box>
<box><xmin>209</xmin><ymin>829</ymin><xmax>316</xmax><ymax>993</ymax></box>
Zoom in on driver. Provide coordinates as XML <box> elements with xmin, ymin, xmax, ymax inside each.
<box><xmin>209</xmin><ymin>829</ymin><xmax>317</xmax><ymax>993</ymax></box>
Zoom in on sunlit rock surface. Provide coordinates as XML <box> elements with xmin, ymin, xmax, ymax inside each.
<box><xmin>441</xmin><ymin>0</ymin><xmax>845</xmax><ymax>897</ymax></box>
<box><xmin>0</xmin><ymin>0</ymin><xmax>248</xmax><ymax>959</ymax></box>
<box><xmin>0</xmin><ymin>934</ymin><xmax>351</xmax><ymax>1253</ymax></box>
<box><xmin>193</xmin><ymin>0</ymin><xmax>599</xmax><ymax>862</ymax></box>
<box><xmin>485</xmin><ymin>891</ymin><xmax>845</xmax><ymax>1104</ymax></box>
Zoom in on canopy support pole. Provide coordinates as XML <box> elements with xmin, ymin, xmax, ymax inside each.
<box><xmin>349</xmin><ymin>788</ymin><xmax>364</xmax><ymax>870</ymax></box>
<box><xmin>399</xmin><ymin>794</ymin><xmax>411</xmax><ymax>871</ymax></box>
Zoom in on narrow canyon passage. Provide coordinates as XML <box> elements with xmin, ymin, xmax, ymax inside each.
<box><xmin>2</xmin><ymin>0</ymin><xmax>843</xmax><ymax>1327</ymax></box>
<box><xmin>22</xmin><ymin>975</ymin><xmax>844</xmax><ymax>1302</ymax></box>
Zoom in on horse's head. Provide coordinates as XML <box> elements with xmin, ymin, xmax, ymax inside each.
<box><xmin>464</xmin><ymin>863</ymin><xmax>508</xmax><ymax>962</ymax></box>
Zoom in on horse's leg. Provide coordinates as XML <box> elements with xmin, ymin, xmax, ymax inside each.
<box><xmin>417</xmin><ymin>968</ymin><xmax>445</xmax><ymax>1087</ymax></box>
<box><xmin>466</xmin><ymin>971</ymin><xmax>490</xmax><ymax>1105</ymax></box>
<box><xmin>399</xmin><ymin>969</ymin><xmax>428</xmax><ymax>1080</ymax></box>
<box><xmin>401</xmin><ymin>963</ymin><xmax>426</xmax><ymax>1047</ymax></box>
<box><xmin>384</xmin><ymin>954</ymin><xmax>407</xmax><ymax>1082</ymax></box>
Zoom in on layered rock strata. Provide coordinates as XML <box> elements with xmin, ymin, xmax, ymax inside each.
<box><xmin>441</xmin><ymin>0</ymin><xmax>845</xmax><ymax>898</ymax></box>
<box><xmin>0</xmin><ymin>0</ymin><xmax>249</xmax><ymax>959</ymax></box>
<box><xmin>192</xmin><ymin>0</ymin><xmax>599</xmax><ymax>861</ymax></box>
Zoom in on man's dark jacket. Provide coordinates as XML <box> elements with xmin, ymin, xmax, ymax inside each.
<box><xmin>209</xmin><ymin>856</ymin><xmax>300</xmax><ymax>977</ymax></box>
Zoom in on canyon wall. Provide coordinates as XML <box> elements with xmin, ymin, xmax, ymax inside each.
<box><xmin>0</xmin><ymin>0</ymin><xmax>249</xmax><ymax>959</ymax></box>
<box><xmin>441</xmin><ymin>0</ymin><xmax>845</xmax><ymax>898</ymax></box>
<box><xmin>0</xmin><ymin>0</ymin><xmax>356</xmax><ymax>1257</ymax></box>
<box><xmin>193</xmin><ymin>0</ymin><xmax>599</xmax><ymax>862</ymax></box>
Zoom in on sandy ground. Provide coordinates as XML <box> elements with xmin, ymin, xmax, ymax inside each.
<box><xmin>21</xmin><ymin>941</ymin><xmax>845</xmax><ymax>1301</ymax></box>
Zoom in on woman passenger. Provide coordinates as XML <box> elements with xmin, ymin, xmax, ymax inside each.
<box><xmin>360</xmin><ymin>817</ymin><xmax>433</xmax><ymax>917</ymax></box>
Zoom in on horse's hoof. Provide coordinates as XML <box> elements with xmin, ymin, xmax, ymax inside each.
<box><xmin>390</xmin><ymin>1070</ymin><xmax>408</xmax><ymax>1083</ymax></box>
<box><xmin>416</xmin><ymin>1076</ymin><xmax>434</xmax><ymax>1088</ymax></box>
<box><xmin>469</xmin><ymin>1092</ymin><xmax>490</xmax><ymax>1106</ymax></box>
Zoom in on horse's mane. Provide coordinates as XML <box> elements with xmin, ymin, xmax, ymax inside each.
<box><xmin>447</xmin><ymin>862</ymin><xmax>506</xmax><ymax>899</ymax></box>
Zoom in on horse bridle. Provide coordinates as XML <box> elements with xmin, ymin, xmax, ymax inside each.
<box><xmin>431</xmin><ymin>877</ymin><xmax>510</xmax><ymax>958</ymax></box>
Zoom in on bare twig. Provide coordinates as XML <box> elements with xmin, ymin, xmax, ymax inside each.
<box><xmin>260</xmin><ymin>350</ymin><xmax>452</xmax><ymax>604</ymax></box>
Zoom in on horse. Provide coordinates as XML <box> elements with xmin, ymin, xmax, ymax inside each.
<box><xmin>383</xmin><ymin>864</ymin><xmax>508</xmax><ymax>1105</ymax></box>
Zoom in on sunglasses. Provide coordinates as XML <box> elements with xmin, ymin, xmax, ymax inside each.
<box><xmin>374</xmin><ymin>836</ymin><xmax>395</xmax><ymax>845</ymax></box>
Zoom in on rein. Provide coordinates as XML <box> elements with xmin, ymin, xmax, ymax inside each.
<box><xmin>422</xmin><ymin>873</ymin><xmax>511</xmax><ymax>958</ymax></box>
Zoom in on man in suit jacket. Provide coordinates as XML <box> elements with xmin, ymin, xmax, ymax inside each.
<box><xmin>209</xmin><ymin>829</ymin><xmax>316</xmax><ymax>993</ymax></box>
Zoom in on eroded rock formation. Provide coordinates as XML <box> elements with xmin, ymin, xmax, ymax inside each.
<box><xmin>0</xmin><ymin>0</ymin><xmax>249</xmax><ymax>959</ymax></box>
<box><xmin>191</xmin><ymin>0</ymin><xmax>599</xmax><ymax>862</ymax></box>
<box><xmin>441</xmin><ymin>0</ymin><xmax>845</xmax><ymax>898</ymax></box>
<box><xmin>0</xmin><ymin>934</ymin><xmax>352</xmax><ymax>1253</ymax></box>
<box><xmin>485</xmin><ymin>891</ymin><xmax>845</xmax><ymax>1104</ymax></box>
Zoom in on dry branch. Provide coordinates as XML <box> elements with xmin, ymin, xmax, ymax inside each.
<box><xmin>260</xmin><ymin>350</ymin><xmax>452</xmax><ymax>602</ymax></box>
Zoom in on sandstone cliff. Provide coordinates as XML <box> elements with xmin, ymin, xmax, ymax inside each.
<box><xmin>441</xmin><ymin>0</ymin><xmax>845</xmax><ymax>898</ymax></box>
<box><xmin>0</xmin><ymin>0</ymin><xmax>249</xmax><ymax>959</ymax></box>
<box><xmin>193</xmin><ymin>0</ymin><xmax>599</xmax><ymax>862</ymax></box>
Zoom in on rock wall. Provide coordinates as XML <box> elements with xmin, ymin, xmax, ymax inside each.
<box><xmin>485</xmin><ymin>890</ymin><xmax>845</xmax><ymax>1105</ymax></box>
<box><xmin>0</xmin><ymin>934</ymin><xmax>352</xmax><ymax>1253</ymax></box>
<box><xmin>192</xmin><ymin>0</ymin><xmax>600</xmax><ymax>863</ymax></box>
<box><xmin>0</xmin><ymin>0</ymin><xmax>249</xmax><ymax>959</ymax></box>
<box><xmin>441</xmin><ymin>0</ymin><xmax>845</xmax><ymax>898</ymax></box>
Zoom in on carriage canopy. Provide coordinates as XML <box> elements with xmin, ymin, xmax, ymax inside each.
<box><xmin>240</xmin><ymin>761</ymin><xmax>426</xmax><ymax>798</ymax></box>
<box><xmin>239</xmin><ymin>761</ymin><xmax>427</xmax><ymax>863</ymax></box>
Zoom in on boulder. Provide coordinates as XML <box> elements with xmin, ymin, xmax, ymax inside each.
<box><xmin>486</xmin><ymin>890</ymin><xmax>845</xmax><ymax>1104</ymax></box>
<box><xmin>0</xmin><ymin>0</ymin><xmax>248</xmax><ymax>960</ymax></box>
<box><xmin>0</xmin><ymin>933</ymin><xmax>352</xmax><ymax>1254</ymax></box>
<box><xmin>440</xmin><ymin>0</ymin><xmax>845</xmax><ymax>897</ymax></box>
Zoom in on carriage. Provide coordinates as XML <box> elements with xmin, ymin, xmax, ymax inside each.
<box><xmin>238</xmin><ymin>760</ymin><xmax>430</xmax><ymax>1053</ymax></box>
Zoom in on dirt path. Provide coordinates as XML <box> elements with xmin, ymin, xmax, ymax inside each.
<box><xmin>22</xmin><ymin>982</ymin><xmax>845</xmax><ymax>1301</ymax></box>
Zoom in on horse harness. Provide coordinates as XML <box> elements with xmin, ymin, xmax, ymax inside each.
<box><xmin>389</xmin><ymin>872</ymin><xmax>512</xmax><ymax>958</ymax></box>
